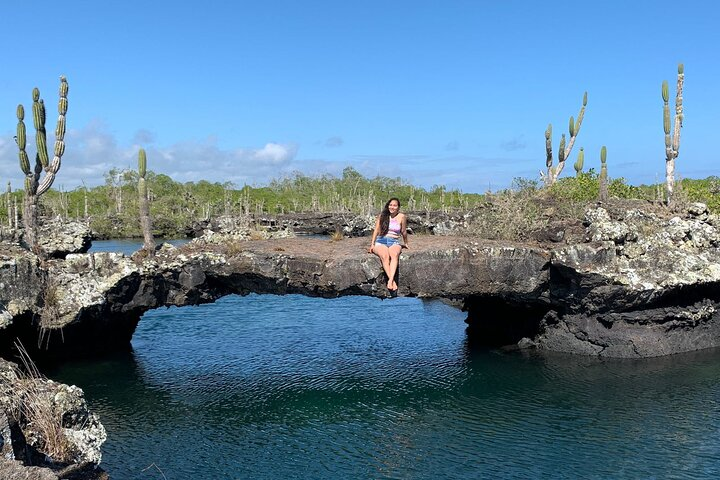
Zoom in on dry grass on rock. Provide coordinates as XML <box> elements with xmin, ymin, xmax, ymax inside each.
<box><xmin>6</xmin><ymin>344</ymin><xmax>75</xmax><ymax>465</ymax></box>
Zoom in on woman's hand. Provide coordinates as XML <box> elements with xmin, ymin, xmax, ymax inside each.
<box><xmin>368</xmin><ymin>245</ymin><xmax>374</xmax><ymax>253</ymax></box>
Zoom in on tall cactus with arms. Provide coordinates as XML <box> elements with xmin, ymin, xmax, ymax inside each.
<box><xmin>544</xmin><ymin>91</ymin><xmax>587</xmax><ymax>185</ymax></box>
<box><xmin>662</xmin><ymin>63</ymin><xmax>684</xmax><ymax>205</ymax></box>
<box><xmin>16</xmin><ymin>76</ymin><xmax>69</xmax><ymax>252</ymax></box>
<box><xmin>138</xmin><ymin>149</ymin><xmax>155</xmax><ymax>254</ymax></box>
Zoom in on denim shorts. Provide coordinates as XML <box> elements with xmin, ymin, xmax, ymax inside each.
<box><xmin>375</xmin><ymin>235</ymin><xmax>401</xmax><ymax>247</ymax></box>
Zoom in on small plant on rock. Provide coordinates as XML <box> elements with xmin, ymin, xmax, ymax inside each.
<box><xmin>330</xmin><ymin>228</ymin><xmax>344</xmax><ymax>242</ymax></box>
<box><xmin>12</xmin><ymin>342</ymin><xmax>74</xmax><ymax>464</ymax></box>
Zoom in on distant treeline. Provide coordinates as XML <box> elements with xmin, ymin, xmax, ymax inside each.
<box><xmin>2</xmin><ymin>167</ymin><xmax>719</xmax><ymax>239</ymax></box>
<box><xmin>1</xmin><ymin>167</ymin><xmax>482</xmax><ymax>238</ymax></box>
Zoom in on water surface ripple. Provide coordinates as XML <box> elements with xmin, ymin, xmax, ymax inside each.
<box><xmin>50</xmin><ymin>294</ymin><xmax>720</xmax><ymax>479</ymax></box>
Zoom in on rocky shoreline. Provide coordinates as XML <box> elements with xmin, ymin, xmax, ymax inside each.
<box><xmin>2</xmin><ymin>201</ymin><xmax>720</xmax><ymax>476</ymax></box>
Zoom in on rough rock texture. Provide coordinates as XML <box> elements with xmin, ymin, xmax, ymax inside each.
<box><xmin>193</xmin><ymin>211</ymin><xmax>473</xmax><ymax>238</ymax></box>
<box><xmin>251</xmin><ymin>212</ymin><xmax>371</xmax><ymax>236</ymax></box>
<box><xmin>197</xmin><ymin>215</ymin><xmax>295</xmax><ymax>244</ymax></box>
<box><xmin>37</xmin><ymin>220</ymin><xmax>92</xmax><ymax>259</ymax></box>
<box><xmin>0</xmin><ymin>246</ymin><xmax>44</xmax><ymax>331</ymax></box>
<box><xmin>531</xmin><ymin>203</ymin><xmax>720</xmax><ymax>357</ymax></box>
<box><xmin>3</xmin><ymin>203</ymin><xmax>720</xmax><ymax>359</ymax></box>
<box><xmin>0</xmin><ymin>459</ymin><xmax>58</xmax><ymax>480</ymax></box>
<box><xmin>0</xmin><ymin>358</ymin><xmax>106</xmax><ymax>479</ymax></box>
<box><xmin>0</xmin><ymin>235</ymin><xmax>549</xmax><ymax>359</ymax></box>
<box><xmin>0</xmin><ymin>219</ymin><xmax>92</xmax><ymax>260</ymax></box>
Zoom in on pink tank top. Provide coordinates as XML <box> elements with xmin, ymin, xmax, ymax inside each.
<box><xmin>388</xmin><ymin>217</ymin><xmax>401</xmax><ymax>236</ymax></box>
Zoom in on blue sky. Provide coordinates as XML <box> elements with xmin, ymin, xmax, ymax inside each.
<box><xmin>1</xmin><ymin>0</ymin><xmax>718</xmax><ymax>194</ymax></box>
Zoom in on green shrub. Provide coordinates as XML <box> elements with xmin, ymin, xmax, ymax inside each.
<box><xmin>547</xmin><ymin>170</ymin><xmax>600</xmax><ymax>201</ymax></box>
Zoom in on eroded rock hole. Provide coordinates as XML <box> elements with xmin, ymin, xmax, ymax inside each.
<box><xmin>464</xmin><ymin>296</ymin><xmax>551</xmax><ymax>348</ymax></box>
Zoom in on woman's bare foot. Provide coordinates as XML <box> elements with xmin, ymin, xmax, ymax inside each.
<box><xmin>389</xmin><ymin>281</ymin><xmax>398</xmax><ymax>291</ymax></box>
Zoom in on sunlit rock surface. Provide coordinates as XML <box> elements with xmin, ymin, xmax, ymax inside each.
<box><xmin>3</xmin><ymin>203</ymin><xmax>720</xmax><ymax>359</ymax></box>
<box><xmin>38</xmin><ymin>220</ymin><xmax>92</xmax><ymax>259</ymax></box>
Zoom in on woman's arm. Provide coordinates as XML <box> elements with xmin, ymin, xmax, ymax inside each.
<box><xmin>368</xmin><ymin>216</ymin><xmax>380</xmax><ymax>252</ymax></box>
<box><xmin>400</xmin><ymin>214</ymin><xmax>409</xmax><ymax>248</ymax></box>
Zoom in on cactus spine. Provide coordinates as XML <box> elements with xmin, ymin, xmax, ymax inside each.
<box><xmin>544</xmin><ymin>91</ymin><xmax>587</xmax><ymax>185</ymax></box>
<box><xmin>15</xmin><ymin>76</ymin><xmax>69</xmax><ymax>252</ymax></box>
<box><xmin>662</xmin><ymin>63</ymin><xmax>684</xmax><ymax>205</ymax></box>
<box><xmin>599</xmin><ymin>146</ymin><xmax>608</xmax><ymax>202</ymax></box>
<box><xmin>574</xmin><ymin>147</ymin><xmax>585</xmax><ymax>177</ymax></box>
<box><xmin>138</xmin><ymin>149</ymin><xmax>155</xmax><ymax>254</ymax></box>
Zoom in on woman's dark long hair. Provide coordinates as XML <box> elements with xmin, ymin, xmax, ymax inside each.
<box><xmin>378</xmin><ymin>198</ymin><xmax>400</xmax><ymax>236</ymax></box>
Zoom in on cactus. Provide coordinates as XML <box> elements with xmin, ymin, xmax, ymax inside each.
<box><xmin>544</xmin><ymin>91</ymin><xmax>587</xmax><ymax>185</ymax></box>
<box><xmin>574</xmin><ymin>147</ymin><xmax>585</xmax><ymax>177</ymax></box>
<box><xmin>138</xmin><ymin>149</ymin><xmax>155</xmax><ymax>254</ymax></box>
<box><xmin>15</xmin><ymin>76</ymin><xmax>68</xmax><ymax>252</ymax></box>
<box><xmin>545</xmin><ymin>124</ymin><xmax>553</xmax><ymax>171</ymax></box>
<box><xmin>599</xmin><ymin>146</ymin><xmax>608</xmax><ymax>202</ymax></box>
<box><xmin>662</xmin><ymin>63</ymin><xmax>684</xmax><ymax>205</ymax></box>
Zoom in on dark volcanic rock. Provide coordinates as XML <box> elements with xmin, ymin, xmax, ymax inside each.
<box><xmin>4</xmin><ymin>203</ymin><xmax>720</xmax><ymax>359</ymax></box>
<box><xmin>1</xmin><ymin>236</ymin><xmax>550</xmax><ymax>359</ymax></box>
<box><xmin>0</xmin><ymin>246</ymin><xmax>45</xmax><ymax>332</ymax></box>
<box><xmin>532</xmin><ymin>223</ymin><xmax>566</xmax><ymax>243</ymax></box>
<box><xmin>254</xmin><ymin>212</ymin><xmax>360</xmax><ymax>235</ymax></box>
<box><xmin>192</xmin><ymin>211</ymin><xmax>474</xmax><ymax>238</ymax></box>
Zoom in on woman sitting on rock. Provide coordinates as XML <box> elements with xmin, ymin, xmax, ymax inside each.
<box><xmin>368</xmin><ymin>197</ymin><xmax>408</xmax><ymax>291</ymax></box>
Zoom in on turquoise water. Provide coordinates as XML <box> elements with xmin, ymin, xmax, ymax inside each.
<box><xmin>88</xmin><ymin>238</ymin><xmax>189</xmax><ymax>256</ymax></box>
<box><xmin>49</xmin><ymin>242</ymin><xmax>720</xmax><ymax>479</ymax></box>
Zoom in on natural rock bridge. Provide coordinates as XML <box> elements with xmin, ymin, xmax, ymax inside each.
<box><xmin>3</xmin><ymin>204</ymin><xmax>720</xmax><ymax>359</ymax></box>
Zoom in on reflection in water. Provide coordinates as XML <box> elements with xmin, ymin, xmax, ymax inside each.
<box><xmin>50</xmin><ymin>294</ymin><xmax>720</xmax><ymax>479</ymax></box>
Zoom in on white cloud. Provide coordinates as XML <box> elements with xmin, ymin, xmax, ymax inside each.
<box><xmin>0</xmin><ymin>120</ymin><xmax>527</xmax><ymax>194</ymax></box>
<box><xmin>151</xmin><ymin>141</ymin><xmax>298</xmax><ymax>186</ymax></box>
<box><xmin>0</xmin><ymin>137</ymin><xmax>17</xmax><ymax>189</ymax></box>
<box><xmin>251</xmin><ymin>143</ymin><xmax>297</xmax><ymax>165</ymax></box>
<box><xmin>0</xmin><ymin>120</ymin><xmax>299</xmax><ymax>190</ymax></box>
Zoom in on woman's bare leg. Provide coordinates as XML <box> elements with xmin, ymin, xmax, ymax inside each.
<box><xmin>387</xmin><ymin>244</ymin><xmax>402</xmax><ymax>290</ymax></box>
<box><xmin>372</xmin><ymin>244</ymin><xmax>393</xmax><ymax>289</ymax></box>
